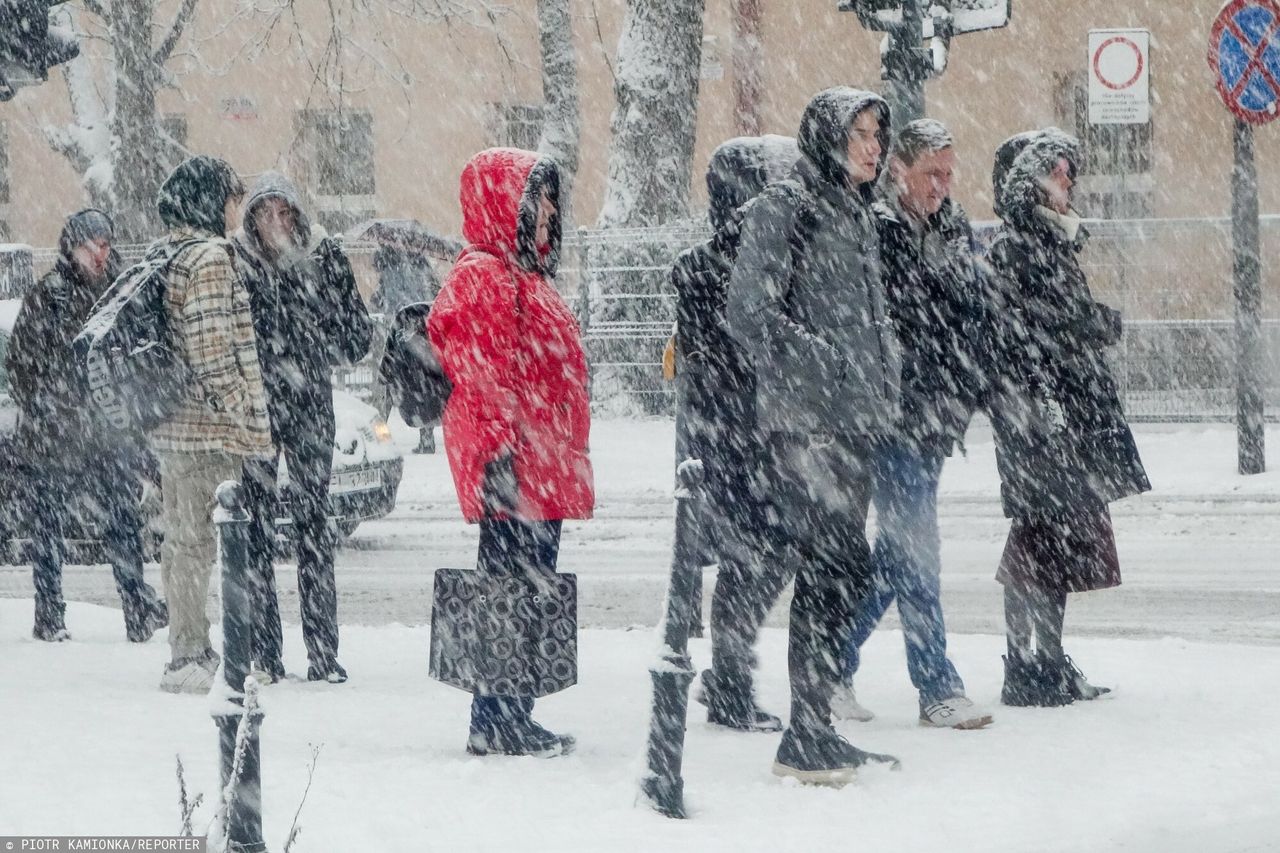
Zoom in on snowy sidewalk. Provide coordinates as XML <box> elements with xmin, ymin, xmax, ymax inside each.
<box><xmin>2</xmin><ymin>597</ymin><xmax>1278</xmax><ymax>852</ymax></box>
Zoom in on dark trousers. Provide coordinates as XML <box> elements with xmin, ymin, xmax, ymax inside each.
<box><xmin>469</xmin><ymin>518</ymin><xmax>563</xmax><ymax>728</ymax></box>
<box><xmin>759</xmin><ymin>433</ymin><xmax>874</xmax><ymax>734</ymax></box>
<box><xmin>707</xmin><ymin>513</ymin><xmax>795</xmax><ymax>697</ymax></box>
<box><xmin>245</xmin><ymin>421</ymin><xmax>338</xmax><ymax>671</ymax></box>
<box><xmin>30</xmin><ymin>449</ymin><xmax>158</xmax><ymax>632</ymax></box>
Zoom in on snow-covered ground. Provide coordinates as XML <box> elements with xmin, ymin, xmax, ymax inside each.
<box><xmin>1</xmin><ymin>418</ymin><xmax>1278</xmax><ymax>850</ymax></box>
<box><xmin>2</xmin><ymin>599</ymin><xmax>1279</xmax><ymax>851</ymax></box>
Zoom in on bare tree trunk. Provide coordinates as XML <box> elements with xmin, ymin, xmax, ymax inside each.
<box><xmin>46</xmin><ymin>0</ymin><xmax>199</xmax><ymax>242</ymax></box>
<box><xmin>732</xmin><ymin>0</ymin><xmax>762</xmax><ymax>137</ymax></box>
<box><xmin>535</xmin><ymin>0</ymin><xmax>581</xmax><ymax>228</ymax></box>
<box><xmin>110</xmin><ymin>0</ymin><xmax>165</xmax><ymax>241</ymax></box>
<box><xmin>596</xmin><ymin>0</ymin><xmax>706</xmax><ymax>228</ymax></box>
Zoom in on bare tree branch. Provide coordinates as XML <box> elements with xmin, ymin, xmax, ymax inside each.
<box><xmin>154</xmin><ymin>0</ymin><xmax>199</xmax><ymax>65</ymax></box>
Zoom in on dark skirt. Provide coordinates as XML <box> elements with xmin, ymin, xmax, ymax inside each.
<box><xmin>997</xmin><ymin>507</ymin><xmax>1121</xmax><ymax>594</ymax></box>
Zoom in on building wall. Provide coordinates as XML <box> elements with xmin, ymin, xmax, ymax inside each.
<box><xmin>1</xmin><ymin>0</ymin><xmax>1276</xmax><ymax>312</ymax></box>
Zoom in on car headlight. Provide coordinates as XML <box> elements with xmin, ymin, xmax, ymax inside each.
<box><xmin>372</xmin><ymin>420</ymin><xmax>393</xmax><ymax>444</ymax></box>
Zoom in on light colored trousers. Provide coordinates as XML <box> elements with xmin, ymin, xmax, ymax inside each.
<box><xmin>158</xmin><ymin>451</ymin><xmax>243</xmax><ymax>661</ymax></box>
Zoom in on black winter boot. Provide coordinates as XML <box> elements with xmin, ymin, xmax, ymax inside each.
<box><xmin>307</xmin><ymin>659</ymin><xmax>348</xmax><ymax>683</ymax></box>
<box><xmin>772</xmin><ymin>726</ymin><xmax>900</xmax><ymax>786</ymax></box>
<box><xmin>125</xmin><ymin>599</ymin><xmax>168</xmax><ymax>643</ymax></box>
<box><xmin>1060</xmin><ymin>654</ymin><xmax>1112</xmax><ymax>701</ymax></box>
<box><xmin>695</xmin><ymin>669</ymin><xmax>782</xmax><ymax>733</ymax></box>
<box><xmin>467</xmin><ymin>696</ymin><xmax>574</xmax><ymax>758</ymax></box>
<box><xmin>1001</xmin><ymin>654</ymin><xmax>1073</xmax><ymax>707</ymax></box>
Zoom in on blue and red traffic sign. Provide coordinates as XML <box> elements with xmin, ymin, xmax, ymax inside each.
<box><xmin>1209</xmin><ymin>0</ymin><xmax>1280</xmax><ymax>124</ymax></box>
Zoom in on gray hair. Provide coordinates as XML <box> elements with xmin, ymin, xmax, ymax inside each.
<box><xmin>890</xmin><ymin>119</ymin><xmax>954</xmax><ymax>166</ymax></box>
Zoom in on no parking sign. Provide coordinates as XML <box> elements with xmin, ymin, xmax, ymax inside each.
<box><xmin>1208</xmin><ymin>0</ymin><xmax>1280</xmax><ymax>125</ymax></box>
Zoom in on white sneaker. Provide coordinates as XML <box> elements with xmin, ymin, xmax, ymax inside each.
<box><xmin>920</xmin><ymin>696</ymin><xmax>994</xmax><ymax>730</ymax></box>
<box><xmin>830</xmin><ymin>683</ymin><xmax>876</xmax><ymax>722</ymax></box>
<box><xmin>160</xmin><ymin>653</ymin><xmax>218</xmax><ymax>694</ymax></box>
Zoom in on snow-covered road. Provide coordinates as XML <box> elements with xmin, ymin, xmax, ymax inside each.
<box><xmin>4</xmin><ymin>419</ymin><xmax>1277</xmax><ymax>645</ymax></box>
<box><xmin>2</xmin><ymin>420</ymin><xmax>1279</xmax><ymax>850</ymax></box>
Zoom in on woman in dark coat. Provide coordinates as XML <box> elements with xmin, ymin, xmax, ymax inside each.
<box><xmin>986</xmin><ymin>129</ymin><xmax>1151</xmax><ymax>707</ymax></box>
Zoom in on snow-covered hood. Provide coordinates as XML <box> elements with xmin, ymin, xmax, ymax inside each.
<box><xmin>993</xmin><ymin>127</ymin><xmax>1081</xmax><ymax>230</ymax></box>
<box><xmin>706</xmin><ymin>135</ymin><xmax>800</xmax><ymax>236</ymax></box>
<box><xmin>241</xmin><ymin>170</ymin><xmax>314</xmax><ymax>257</ymax></box>
<box><xmin>797</xmin><ymin>87</ymin><xmax>891</xmax><ymax>192</ymax></box>
<box><xmin>459</xmin><ymin>148</ymin><xmax>562</xmax><ymax>276</ymax></box>
<box><xmin>331</xmin><ymin>389</ymin><xmax>401</xmax><ymax>466</ymax></box>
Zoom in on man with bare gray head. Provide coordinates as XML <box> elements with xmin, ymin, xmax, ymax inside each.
<box><xmin>832</xmin><ymin>118</ymin><xmax>996</xmax><ymax>731</ymax></box>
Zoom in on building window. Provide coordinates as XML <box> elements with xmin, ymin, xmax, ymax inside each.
<box><xmin>296</xmin><ymin>109</ymin><xmax>376</xmax><ymax>197</ymax></box>
<box><xmin>488</xmin><ymin>103</ymin><xmax>544</xmax><ymax>151</ymax></box>
<box><xmin>1054</xmin><ymin>72</ymin><xmax>1154</xmax><ymax>218</ymax></box>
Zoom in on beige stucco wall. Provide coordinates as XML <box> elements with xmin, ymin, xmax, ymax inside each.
<box><xmin>2</xmin><ymin>0</ymin><xmax>1277</xmax><ymax>313</ymax></box>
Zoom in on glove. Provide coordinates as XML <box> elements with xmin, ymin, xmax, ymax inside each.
<box><xmin>1038</xmin><ymin>395</ymin><xmax>1068</xmax><ymax>435</ymax></box>
<box><xmin>481</xmin><ymin>453</ymin><xmax>520</xmax><ymax>517</ymax></box>
<box><xmin>315</xmin><ymin>237</ymin><xmax>355</xmax><ymax>288</ymax></box>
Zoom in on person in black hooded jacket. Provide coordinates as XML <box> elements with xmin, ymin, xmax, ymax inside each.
<box><xmin>6</xmin><ymin>209</ymin><xmax>167</xmax><ymax>643</ymax></box>
<box><xmin>986</xmin><ymin>129</ymin><xmax>1150</xmax><ymax>707</ymax></box>
<box><xmin>673</xmin><ymin>135</ymin><xmax>800</xmax><ymax>734</ymax></box>
<box><xmin>233</xmin><ymin>171</ymin><xmax>372</xmax><ymax>684</ymax></box>
<box><xmin>726</xmin><ymin>87</ymin><xmax>902</xmax><ymax>784</ymax></box>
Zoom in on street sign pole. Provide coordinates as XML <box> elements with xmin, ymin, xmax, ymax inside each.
<box><xmin>1208</xmin><ymin>0</ymin><xmax>1276</xmax><ymax>475</ymax></box>
<box><xmin>884</xmin><ymin>0</ymin><xmax>927</xmax><ymax>129</ymax></box>
<box><xmin>1232</xmin><ymin>118</ymin><xmax>1266</xmax><ymax>475</ymax></box>
<box><xmin>842</xmin><ymin>1</ymin><xmax>1011</xmax><ymax>133</ymax></box>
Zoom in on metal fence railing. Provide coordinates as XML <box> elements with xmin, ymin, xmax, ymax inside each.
<box><xmin>7</xmin><ymin>218</ymin><xmax>1278</xmax><ymax>423</ymax></box>
<box><xmin>556</xmin><ymin>217</ymin><xmax>1280</xmax><ymax>422</ymax></box>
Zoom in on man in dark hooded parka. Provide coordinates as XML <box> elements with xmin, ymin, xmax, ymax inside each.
<box><xmin>233</xmin><ymin>171</ymin><xmax>373</xmax><ymax>684</ymax></box>
<box><xmin>726</xmin><ymin>87</ymin><xmax>902</xmax><ymax>784</ymax></box>
<box><xmin>6</xmin><ymin>209</ymin><xmax>167</xmax><ymax>643</ymax></box>
<box><xmin>673</xmin><ymin>135</ymin><xmax>800</xmax><ymax>734</ymax></box>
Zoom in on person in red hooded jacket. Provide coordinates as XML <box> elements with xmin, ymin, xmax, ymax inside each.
<box><xmin>428</xmin><ymin>148</ymin><xmax>594</xmax><ymax>757</ymax></box>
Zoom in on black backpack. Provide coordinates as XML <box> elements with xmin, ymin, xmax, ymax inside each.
<box><xmin>378</xmin><ymin>301</ymin><xmax>452</xmax><ymax>427</ymax></box>
<box><xmin>74</xmin><ymin>239</ymin><xmax>201</xmax><ymax>434</ymax></box>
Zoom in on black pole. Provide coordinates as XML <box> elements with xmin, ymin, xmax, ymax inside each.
<box><xmin>640</xmin><ymin>459</ymin><xmax>704</xmax><ymax>819</ymax></box>
<box><xmin>1232</xmin><ymin>118</ymin><xmax>1266</xmax><ymax>475</ymax></box>
<box><xmin>212</xmin><ymin>480</ymin><xmax>268</xmax><ymax>853</ymax></box>
<box><xmin>883</xmin><ymin>0</ymin><xmax>928</xmax><ymax>130</ymax></box>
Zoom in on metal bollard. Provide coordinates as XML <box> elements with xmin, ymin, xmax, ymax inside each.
<box><xmin>211</xmin><ymin>481</ymin><xmax>268</xmax><ymax>853</ymax></box>
<box><xmin>640</xmin><ymin>459</ymin><xmax>705</xmax><ymax>819</ymax></box>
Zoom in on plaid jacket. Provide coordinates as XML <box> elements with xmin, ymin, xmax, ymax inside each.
<box><xmin>150</xmin><ymin>227</ymin><xmax>274</xmax><ymax>457</ymax></box>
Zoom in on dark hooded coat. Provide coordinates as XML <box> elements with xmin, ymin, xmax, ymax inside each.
<box><xmin>987</xmin><ymin>130</ymin><xmax>1150</xmax><ymax>592</ymax></box>
<box><xmin>673</xmin><ymin>135</ymin><xmax>800</xmax><ymax>527</ymax></box>
<box><xmin>233</xmin><ymin>171</ymin><xmax>373</xmax><ymax>439</ymax></box>
<box><xmin>725</xmin><ymin>88</ymin><xmax>901</xmax><ymax>438</ymax></box>
<box><xmin>871</xmin><ymin>189</ymin><xmax>992</xmax><ymax>455</ymax></box>
<box><xmin>6</xmin><ymin>252</ymin><xmax>122</xmax><ymax>458</ymax></box>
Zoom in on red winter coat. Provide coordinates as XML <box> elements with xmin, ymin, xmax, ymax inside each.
<box><xmin>428</xmin><ymin>148</ymin><xmax>594</xmax><ymax>523</ymax></box>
